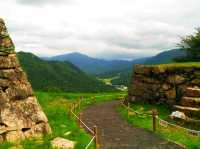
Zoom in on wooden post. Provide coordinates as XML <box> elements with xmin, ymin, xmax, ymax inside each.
<box><xmin>68</xmin><ymin>105</ymin><xmax>72</xmax><ymax>119</ymax></box>
<box><xmin>152</xmin><ymin>109</ymin><xmax>157</xmax><ymax>132</ymax></box>
<box><xmin>78</xmin><ymin>99</ymin><xmax>81</xmax><ymax>110</ymax></box>
<box><xmin>93</xmin><ymin>96</ymin><xmax>96</xmax><ymax>103</ymax></box>
<box><xmin>78</xmin><ymin>113</ymin><xmax>82</xmax><ymax>127</ymax></box>
<box><xmin>81</xmin><ymin>96</ymin><xmax>83</xmax><ymax>101</ymax></box>
<box><xmin>127</xmin><ymin>103</ymin><xmax>130</xmax><ymax>119</ymax></box>
<box><xmin>73</xmin><ymin>103</ymin><xmax>76</xmax><ymax>113</ymax></box>
<box><xmin>94</xmin><ymin>125</ymin><xmax>99</xmax><ymax>149</ymax></box>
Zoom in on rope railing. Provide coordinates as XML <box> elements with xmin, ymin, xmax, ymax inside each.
<box><xmin>68</xmin><ymin>98</ymin><xmax>100</xmax><ymax>149</ymax></box>
<box><xmin>121</xmin><ymin>101</ymin><xmax>152</xmax><ymax>117</ymax></box>
<box><xmin>68</xmin><ymin>95</ymin><xmax>125</xmax><ymax>149</ymax></box>
<box><xmin>85</xmin><ymin>136</ymin><xmax>96</xmax><ymax>149</ymax></box>
<box><xmin>70</xmin><ymin>110</ymin><xmax>94</xmax><ymax>135</ymax></box>
<box><xmin>157</xmin><ymin>117</ymin><xmax>200</xmax><ymax>136</ymax></box>
<box><xmin>121</xmin><ymin>100</ymin><xmax>200</xmax><ymax>137</ymax></box>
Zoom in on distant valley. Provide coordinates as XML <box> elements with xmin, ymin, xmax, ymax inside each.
<box><xmin>17</xmin><ymin>52</ymin><xmax>117</xmax><ymax>92</ymax></box>
<box><xmin>16</xmin><ymin>49</ymin><xmax>186</xmax><ymax>92</ymax></box>
<box><xmin>43</xmin><ymin>49</ymin><xmax>185</xmax><ymax>88</ymax></box>
<box><xmin>44</xmin><ymin>52</ymin><xmax>135</xmax><ymax>75</ymax></box>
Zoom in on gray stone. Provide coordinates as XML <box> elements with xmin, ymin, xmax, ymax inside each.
<box><xmin>0</xmin><ymin>54</ymin><xmax>19</xmax><ymax>69</ymax></box>
<box><xmin>0</xmin><ymin>18</ymin><xmax>15</xmax><ymax>53</ymax></box>
<box><xmin>134</xmin><ymin>65</ymin><xmax>152</xmax><ymax>75</ymax></box>
<box><xmin>185</xmin><ymin>87</ymin><xmax>200</xmax><ymax>97</ymax></box>
<box><xmin>167</xmin><ymin>75</ymin><xmax>186</xmax><ymax>85</ymax></box>
<box><xmin>165</xmin><ymin>88</ymin><xmax>176</xmax><ymax>100</ymax></box>
<box><xmin>6</xmin><ymin>130</ymin><xmax>25</xmax><ymax>142</ymax></box>
<box><xmin>191</xmin><ymin>79</ymin><xmax>200</xmax><ymax>86</ymax></box>
<box><xmin>162</xmin><ymin>84</ymin><xmax>171</xmax><ymax>91</ymax></box>
<box><xmin>51</xmin><ymin>137</ymin><xmax>75</xmax><ymax>149</ymax></box>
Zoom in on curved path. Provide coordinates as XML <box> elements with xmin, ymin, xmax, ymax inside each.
<box><xmin>82</xmin><ymin>100</ymin><xmax>183</xmax><ymax>149</ymax></box>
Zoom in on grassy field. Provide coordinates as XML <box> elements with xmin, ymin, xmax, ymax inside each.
<box><xmin>97</xmin><ymin>76</ymin><xmax>119</xmax><ymax>86</ymax></box>
<box><xmin>118</xmin><ymin>102</ymin><xmax>200</xmax><ymax>149</ymax></box>
<box><xmin>0</xmin><ymin>92</ymin><xmax>125</xmax><ymax>149</ymax></box>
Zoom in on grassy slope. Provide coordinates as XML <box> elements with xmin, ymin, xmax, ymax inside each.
<box><xmin>156</xmin><ymin>62</ymin><xmax>200</xmax><ymax>68</ymax></box>
<box><xmin>17</xmin><ymin>52</ymin><xmax>116</xmax><ymax>92</ymax></box>
<box><xmin>118</xmin><ymin>102</ymin><xmax>200</xmax><ymax>149</ymax></box>
<box><xmin>0</xmin><ymin>92</ymin><xmax>125</xmax><ymax>149</ymax></box>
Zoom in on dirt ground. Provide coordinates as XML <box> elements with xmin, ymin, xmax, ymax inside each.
<box><xmin>81</xmin><ymin>100</ymin><xmax>184</xmax><ymax>149</ymax></box>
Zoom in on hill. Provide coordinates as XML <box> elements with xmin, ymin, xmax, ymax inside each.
<box><xmin>47</xmin><ymin>52</ymin><xmax>133</xmax><ymax>74</ymax></box>
<box><xmin>145</xmin><ymin>49</ymin><xmax>186</xmax><ymax>64</ymax></box>
<box><xmin>98</xmin><ymin>49</ymin><xmax>186</xmax><ymax>87</ymax></box>
<box><xmin>17</xmin><ymin>52</ymin><xmax>117</xmax><ymax>92</ymax></box>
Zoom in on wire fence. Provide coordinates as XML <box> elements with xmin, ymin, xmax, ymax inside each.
<box><xmin>121</xmin><ymin>100</ymin><xmax>200</xmax><ymax>137</ymax></box>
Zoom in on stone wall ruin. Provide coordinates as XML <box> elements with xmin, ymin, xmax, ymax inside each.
<box><xmin>128</xmin><ymin>64</ymin><xmax>200</xmax><ymax>120</ymax></box>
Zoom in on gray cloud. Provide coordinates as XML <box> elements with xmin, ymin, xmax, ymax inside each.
<box><xmin>16</xmin><ymin>0</ymin><xmax>73</xmax><ymax>6</ymax></box>
<box><xmin>1</xmin><ymin>0</ymin><xmax>200</xmax><ymax>59</ymax></box>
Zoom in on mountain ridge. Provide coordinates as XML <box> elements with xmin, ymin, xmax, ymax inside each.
<box><xmin>98</xmin><ymin>48</ymin><xmax>186</xmax><ymax>87</ymax></box>
<box><xmin>17</xmin><ymin>51</ymin><xmax>117</xmax><ymax>92</ymax></box>
<box><xmin>45</xmin><ymin>52</ymin><xmax>148</xmax><ymax>74</ymax></box>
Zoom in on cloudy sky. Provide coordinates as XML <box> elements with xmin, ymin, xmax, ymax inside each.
<box><xmin>0</xmin><ymin>0</ymin><xmax>200</xmax><ymax>60</ymax></box>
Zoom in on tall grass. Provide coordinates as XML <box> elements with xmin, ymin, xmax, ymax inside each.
<box><xmin>0</xmin><ymin>92</ymin><xmax>125</xmax><ymax>149</ymax></box>
<box><xmin>118</xmin><ymin>102</ymin><xmax>200</xmax><ymax>149</ymax></box>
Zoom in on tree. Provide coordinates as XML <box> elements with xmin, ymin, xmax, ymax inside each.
<box><xmin>178</xmin><ymin>28</ymin><xmax>200</xmax><ymax>61</ymax></box>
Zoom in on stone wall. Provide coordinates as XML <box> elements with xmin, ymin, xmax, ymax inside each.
<box><xmin>128</xmin><ymin>64</ymin><xmax>200</xmax><ymax>106</ymax></box>
<box><xmin>0</xmin><ymin>18</ymin><xmax>51</xmax><ymax>142</ymax></box>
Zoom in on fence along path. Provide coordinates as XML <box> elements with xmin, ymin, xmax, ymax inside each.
<box><xmin>81</xmin><ymin>100</ymin><xmax>183</xmax><ymax>149</ymax></box>
<box><xmin>69</xmin><ymin>99</ymin><xmax>99</xmax><ymax>149</ymax></box>
<box><xmin>121</xmin><ymin>101</ymin><xmax>200</xmax><ymax>137</ymax></box>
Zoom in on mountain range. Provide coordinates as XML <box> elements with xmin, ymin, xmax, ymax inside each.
<box><xmin>46</xmin><ymin>52</ymin><xmax>133</xmax><ymax>74</ymax></box>
<box><xmin>145</xmin><ymin>48</ymin><xmax>185</xmax><ymax>64</ymax></box>
<box><xmin>19</xmin><ymin>48</ymin><xmax>185</xmax><ymax>92</ymax></box>
<box><xmin>108</xmin><ymin>48</ymin><xmax>186</xmax><ymax>86</ymax></box>
<box><xmin>17</xmin><ymin>52</ymin><xmax>117</xmax><ymax>92</ymax></box>
<box><xmin>45</xmin><ymin>48</ymin><xmax>185</xmax><ymax>76</ymax></box>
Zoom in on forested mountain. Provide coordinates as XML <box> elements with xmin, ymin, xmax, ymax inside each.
<box><xmin>145</xmin><ymin>49</ymin><xmax>185</xmax><ymax>64</ymax></box>
<box><xmin>98</xmin><ymin>49</ymin><xmax>186</xmax><ymax>87</ymax></box>
<box><xmin>22</xmin><ymin>49</ymin><xmax>185</xmax><ymax>91</ymax></box>
<box><xmin>17</xmin><ymin>52</ymin><xmax>117</xmax><ymax>92</ymax></box>
<box><xmin>47</xmin><ymin>52</ymin><xmax>133</xmax><ymax>74</ymax></box>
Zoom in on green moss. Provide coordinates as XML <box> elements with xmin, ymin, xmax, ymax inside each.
<box><xmin>155</xmin><ymin>62</ymin><xmax>200</xmax><ymax>68</ymax></box>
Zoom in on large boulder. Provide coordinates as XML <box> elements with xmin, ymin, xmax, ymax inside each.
<box><xmin>0</xmin><ymin>18</ymin><xmax>51</xmax><ymax>142</ymax></box>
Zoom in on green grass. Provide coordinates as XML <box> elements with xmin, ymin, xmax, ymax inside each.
<box><xmin>97</xmin><ymin>76</ymin><xmax>120</xmax><ymax>86</ymax></box>
<box><xmin>18</xmin><ymin>52</ymin><xmax>117</xmax><ymax>92</ymax></box>
<box><xmin>118</xmin><ymin>102</ymin><xmax>200</xmax><ymax>149</ymax></box>
<box><xmin>155</xmin><ymin>62</ymin><xmax>200</xmax><ymax>68</ymax></box>
<box><xmin>0</xmin><ymin>92</ymin><xmax>125</xmax><ymax>149</ymax></box>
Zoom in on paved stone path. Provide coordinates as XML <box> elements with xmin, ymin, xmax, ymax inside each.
<box><xmin>82</xmin><ymin>100</ymin><xmax>184</xmax><ymax>149</ymax></box>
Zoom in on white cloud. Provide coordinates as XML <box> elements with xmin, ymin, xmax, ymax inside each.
<box><xmin>0</xmin><ymin>0</ymin><xmax>200</xmax><ymax>59</ymax></box>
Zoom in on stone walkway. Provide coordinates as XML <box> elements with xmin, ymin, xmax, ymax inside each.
<box><xmin>82</xmin><ymin>100</ymin><xmax>184</xmax><ymax>149</ymax></box>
